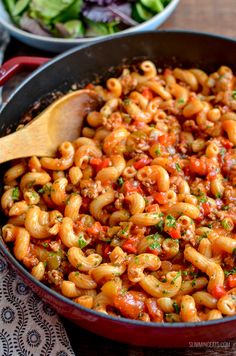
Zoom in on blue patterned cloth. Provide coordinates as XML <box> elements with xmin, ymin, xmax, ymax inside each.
<box><xmin>0</xmin><ymin>253</ymin><xmax>75</xmax><ymax>356</ymax></box>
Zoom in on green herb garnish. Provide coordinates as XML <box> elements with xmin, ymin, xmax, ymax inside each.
<box><xmin>173</xmin><ymin>301</ymin><xmax>180</xmax><ymax>314</ymax></box>
<box><xmin>171</xmin><ymin>271</ymin><xmax>181</xmax><ymax>285</ymax></box>
<box><xmin>224</xmin><ymin>267</ymin><xmax>236</xmax><ymax>277</ymax></box>
<box><xmin>155</xmin><ymin>220</ymin><xmax>164</xmax><ymax>232</ymax></box>
<box><xmin>155</xmin><ymin>147</ymin><xmax>161</xmax><ymax>156</ymax></box>
<box><xmin>222</xmin><ymin>219</ymin><xmax>231</xmax><ymax>230</ymax></box>
<box><xmin>219</xmin><ymin>148</ymin><xmax>226</xmax><ymax>156</ymax></box>
<box><xmin>166</xmin><ymin>215</ymin><xmax>176</xmax><ymax>228</ymax></box>
<box><xmin>222</xmin><ymin>205</ymin><xmax>229</xmax><ymax>211</ymax></box>
<box><xmin>78</xmin><ymin>235</ymin><xmax>87</xmax><ymax>249</ymax></box>
<box><xmin>117</xmin><ymin>177</ymin><xmax>124</xmax><ymax>186</ymax></box>
<box><xmin>12</xmin><ymin>187</ymin><xmax>20</xmax><ymax>201</ymax></box>
<box><xmin>175</xmin><ymin>163</ymin><xmax>181</xmax><ymax>172</ymax></box>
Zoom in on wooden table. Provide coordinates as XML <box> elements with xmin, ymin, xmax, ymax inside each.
<box><xmin>2</xmin><ymin>0</ymin><xmax>236</xmax><ymax>355</ymax></box>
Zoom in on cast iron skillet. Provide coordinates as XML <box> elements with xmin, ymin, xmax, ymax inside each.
<box><xmin>0</xmin><ymin>31</ymin><xmax>236</xmax><ymax>347</ymax></box>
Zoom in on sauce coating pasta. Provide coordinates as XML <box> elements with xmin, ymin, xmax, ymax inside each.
<box><xmin>1</xmin><ymin>61</ymin><xmax>236</xmax><ymax>323</ymax></box>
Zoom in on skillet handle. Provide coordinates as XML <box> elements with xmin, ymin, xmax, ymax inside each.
<box><xmin>0</xmin><ymin>56</ymin><xmax>51</xmax><ymax>86</ymax></box>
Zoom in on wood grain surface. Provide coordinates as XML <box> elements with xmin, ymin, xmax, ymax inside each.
<box><xmin>161</xmin><ymin>0</ymin><xmax>236</xmax><ymax>38</ymax></box>
<box><xmin>2</xmin><ymin>0</ymin><xmax>236</xmax><ymax>354</ymax></box>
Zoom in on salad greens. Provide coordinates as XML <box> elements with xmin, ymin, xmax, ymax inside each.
<box><xmin>3</xmin><ymin>0</ymin><xmax>172</xmax><ymax>38</ymax></box>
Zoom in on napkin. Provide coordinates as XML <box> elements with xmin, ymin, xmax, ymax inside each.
<box><xmin>0</xmin><ymin>252</ymin><xmax>75</xmax><ymax>356</ymax></box>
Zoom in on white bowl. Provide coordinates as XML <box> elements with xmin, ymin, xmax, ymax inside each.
<box><xmin>0</xmin><ymin>0</ymin><xmax>179</xmax><ymax>52</ymax></box>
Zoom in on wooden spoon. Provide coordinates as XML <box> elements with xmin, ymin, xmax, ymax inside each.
<box><xmin>0</xmin><ymin>89</ymin><xmax>101</xmax><ymax>164</ymax></box>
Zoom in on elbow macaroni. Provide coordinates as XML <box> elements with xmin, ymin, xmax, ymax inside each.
<box><xmin>1</xmin><ymin>61</ymin><xmax>236</xmax><ymax>323</ymax></box>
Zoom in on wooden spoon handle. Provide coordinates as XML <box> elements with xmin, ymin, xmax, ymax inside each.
<box><xmin>0</xmin><ymin>119</ymin><xmax>51</xmax><ymax>164</ymax></box>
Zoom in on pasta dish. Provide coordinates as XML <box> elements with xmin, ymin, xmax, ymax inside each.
<box><xmin>1</xmin><ymin>61</ymin><xmax>236</xmax><ymax>323</ymax></box>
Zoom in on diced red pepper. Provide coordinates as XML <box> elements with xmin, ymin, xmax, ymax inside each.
<box><xmin>122</xmin><ymin>237</ymin><xmax>138</xmax><ymax>254</ymax></box>
<box><xmin>81</xmin><ymin>197</ymin><xmax>91</xmax><ymax>210</ymax></box>
<box><xmin>146</xmin><ymin>246</ymin><xmax>160</xmax><ymax>256</ymax></box>
<box><xmin>221</xmin><ymin>138</ymin><xmax>233</xmax><ymax>149</ymax></box>
<box><xmin>227</xmin><ymin>274</ymin><xmax>236</xmax><ymax>289</ymax></box>
<box><xmin>114</xmin><ymin>291</ymin><xmax>146</xmax><ymax>319</ymax></box>
<box><xmin>168</xmin><ymin>228</ymin><xmax>181</xmax><ymax>239</ymax></box>
<box><xmin>189</xmin><ymin>156</ymin><xmax>207</xmax><ymax>176</ymax></box>
<box><xmin>132</xmin><ymin>121</ymin><xmax>146</xmax><ymax>128</ymax></box>
<box><xmin>145</xmin><ymin>298</ymin><xmax>164</xmax><ymax>322</ymax></box>
<box><xmin>142</xmin><ymin>88</ymin><xmax>154</xmax><ymax>100</ymax></box>
<box><xmin>153</xmin><ymin>192</ymin><xmax>168</xmax><ymax>205</ymax></box>
<box><xmin>133</xmin><ymin>158</ymin><xmax>151</xmax><ymax>170</ymax></box>
<box><xmin>202</xmin><ymin>202</ymin><xmax>211</xmax><ymax>216</ymax></box>
<box><xmin>102</xmin><ymin>243</ymin><xmax>111</xmax><ymax>259</ymax></box>
<box><xmin>85</xmin><ymin>83</ymin><xmax>95</xmax><ymax>90</ymax></box>
<box><xmin>123</xmin><ymin>180</ymin><xmax>143</xmax><ymax>195</ymax></box>
<box><xmin>90</xmin><ymin>157</ymin><xmax>110</xmax><ymax>172</ymax></box>
<box><xmin>158</xmin><ymin>134</ymin><xmax>168</xmax><ymax>146</ymax></box>
<box><xmin>207</xmin><ymin>171</ymin><xmax>217</xmax><ymax>181</ymax></box>
<box><xmin>211</xmin><ymin>285</ymin><xmax>227</xmax><ymax>299</ymax></box>
<box><xmin>146</xmin><ymin>204</ymin><xmax>160</xmax><ymax>213</ymax></box>
<box><xmin>86</xmin><ymin>221</ymin><xmax>105</xmax><ymax>238</ymax></box>
<box><xmin>158</xmin><ymin>133</ymin><xmax>176</xmax><ymax>146</ymax></box>
<box><xmin>90</xmin><ymin>157</ymin><xmax>102</xmax><ymax>166</ymax></box>
<box><xmin>183</xmin><ymin>165</ymin><xmax>191</xmax><ymax>176</ymax></box>
<box><xmin>195</xmin><ymin>214</ymin><xmax>204</xmax><ymax>224</ymax></box>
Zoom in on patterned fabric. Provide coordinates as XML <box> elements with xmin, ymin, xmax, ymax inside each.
<box><xmin>0</xmin><ymin>252</ymin><xmax>75</xmax><ymax>356</ymax></box>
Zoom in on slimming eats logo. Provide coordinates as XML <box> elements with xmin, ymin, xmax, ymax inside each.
<box><xmin>189</xmin><ymin>341</ymin><xmax>231</xmax><ymax>348</ymax></box>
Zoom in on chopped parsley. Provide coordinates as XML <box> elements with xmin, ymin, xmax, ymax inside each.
<box><xmin>224</xmin><ymin>267</ymin><xmax>236</xmax><ymax>277</ymax></box>
<box><xmin>216</xmin><ymin>193</ymin><xmax>222</xmax><ymax>199</ymax></box>
<box><xmin>189</xmin><ymin>271</ymin><xmax>198</xmax><ymax>278</ymax></box>
<box><xmin>12</xmin><ymin>187</ymin><xmax>20</xmax><ymax>201</ymax></box>
<box><xmin>120</xmin><ymin>225</ymin><xmax>129</xmax><ymax>235</ymax></box>
<box><xmin>123</xmin><ymin>114</ymin><xmax>132</xmax><ymax>124</ymax></box>
<box><xmin>123</xmin><ymin>98</ymin><xmax>131</xmax><ymax>105</ymax></box>
<box><xmin>78</xmin><ymin>235</ymin><xmax>87</xmax><ymax>249</ymax></box>
<box><xmin>155</xmin><ymin>219</ymin><xmax>164</xmax><ymax>232</ymax></box>
<box><xmin>232</xmin><ymin>90</ymin><xmax>236</xmax><ymax>100</ymax></box>
<box><xmin>198</xmin><ymin>195</ymin><xmax>207</xmax><ymax>203</ymax></box>
<box><xmin>173</xmin><ymin>301</ymin><xmax>180</xmax><ymax>314</ymax></box>
<box><xmin>191</xmin><ymin>279</ymin><xmax>197</xmax><ymax>287</ymax></box>
<box><xmin>166</xmin><ymin>215</ymin><xmax>176</xmax><ymax>228</ymax></box>
<box><xmin>27</xmin><ymin>180</ymin><xmax>36</xmax><ymax>189</ymax></box>
<box><xmin>175</xmin><ymin>163</ymin><xmax>181</xmax><ymax>172</ymax></box>
<box><xmin>149</xmin><ymin>240</ymin><xmax>161</xmax><ymax>250</ymax></box>
<box><xmin>74</xmin><ymin>271</ymin><xmax>80</xmax><ymax>276</ymax></box>
<box><xmin>38</xmin><ymin>185</ymin><xmax>51</xmax><ymax>194</ymax></box>
<box><xmin>117</xmin><ymin>177</ymin><xmax>124</xmax><ymax>186</ymax></box>
<box><xmin>30</xmin><ymin>191</ymin><xmax>38</xmax><ymax>200</ymax></box>
<box><xmin>198</xmin><ymin>231</ymin><xmax>209</xmax><ymax>241</ymax></box>
<box><xmin>42</xmin><ymin>242</ymin><xmax>49</xmax><ymax>248</ymax></box>
<box><xmin>171</xmin><ymin>271</ymin><xmax>181</xmax><ymax>285</ymax></box>
<box><xmin>155</xmin><ymin>147</ymin><xmax>162</xmax><ymax>156</ymax></box>
<box><xmin>178</xmin><ymin>98</ymin><xmax>185</xmax><ymax>104</ymax></box>
<box><xmin>222</xmin><ymin>205</ymin><xmax>229</xmax><ymax>211</ymax></box>
<box><xmin>221</xmin><ymin>219</ymin><xmax>231</xmax><ymax>230</ymax></box>
<box><xmin>219</xmin><ymin>148</ymin><xmax>226</xmax><ymax>156</ymax></box>
<box><xmin>207</xmin><ymin>223</ymin><xmax>213</xmax><ymax>229</ymax></box>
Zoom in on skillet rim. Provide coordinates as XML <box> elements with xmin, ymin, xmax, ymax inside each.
<box><xmin>1</xmin><ymin>29</ymin><xmax>236</xmax><ymax>330</ymax></box>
